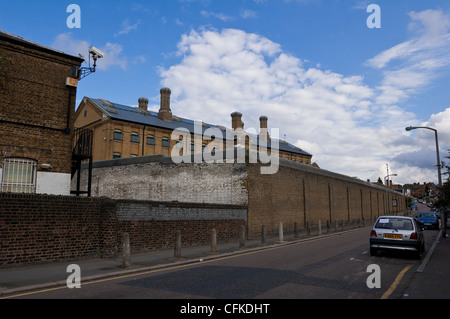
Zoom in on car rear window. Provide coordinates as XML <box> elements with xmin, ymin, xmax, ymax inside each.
<box><xmin>375</xmin><ymin>218</ymin><xmax>413</xmax><ymax>230</ymax></box>
<box><xmin>419</xmin><ymin>212</ymin><xmax>436</xmax><ymax>218</ymax></box>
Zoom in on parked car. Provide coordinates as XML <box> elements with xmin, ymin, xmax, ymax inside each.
<box><xmin>370</xmin><ymin>216</ymin><xmax>425</xmax><ymax>259</ymax></box>
<box><xmin>417</xmin><ymin>211</ymin><xmax>439</xmax><ymax>230</ymax></box>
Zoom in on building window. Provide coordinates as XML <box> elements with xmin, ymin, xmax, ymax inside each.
<box><xmin>131</xmin><ymin>132</ymin><xmax>140</xmax><ymax>143</ymax></box>
<box><xmin>147</xmin><ymin>135</ymin><xmax>155</xmax><ymax>146</ymax></box>
<box><xmin>113</xmin><ymin>130</ymin><xmax>123</xmax><ymax>141</ymax></box>
<box><xmin>162</xmin><ymin>137</ymin><xmax>170</xmax><ymax>148</ymax></box>
<box><xmin>190</xmin><ymin>142</ymin><xmax>195</xmax><ymax>152</ymax></box>
<box><xmin>1</xmin><ymin>158</ymin><xmax>37</xmax><ymax>193</ymax></box>
<box><xmin>83</xmin><ymin>110</ymin><xmax>87</xmax><ymax>118</ymax></box>
<box><xmin>113</xmin><ymin>153</ymin><xmax>121</xmax><ymax>159</ymax></box>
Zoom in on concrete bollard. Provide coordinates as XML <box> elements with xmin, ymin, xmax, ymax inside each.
<box><xmin>239</xmin><ymin>225</ymin><xmax>246</xmax><ymax>248</ymax></box>
<box><xmin>318</xmin><ymin>220</ymin><xmax>322</xmax><ymax>236</ymax></box>
<box><xmin>261</xmin><ymin>225</ymin><xmax>266</xmax><ymax>244</ymax></box>
<box><xmin>122</xmin><ymin>232</ymin><xmax>131</xmax><ymax>268</ymax></box>
<box><xmin>174</xmin><ymin>230</ymin><xmax>181</xmax><ymax>258</ymax></box>
<box><xmin>211</xmin><ymin>228</ymin><xmax>217</xmax><ymax>254</ymax></box>
<box><xmin>279</xmin><ymin>221</ymin><xmax>284</xmax><ymax>242</ymax></box>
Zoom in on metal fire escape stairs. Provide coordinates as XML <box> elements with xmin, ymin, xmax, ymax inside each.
<box><xmin>71</xmin><ymin>128</ymin><xmax>93</xmax><ymax>196</ymax></box>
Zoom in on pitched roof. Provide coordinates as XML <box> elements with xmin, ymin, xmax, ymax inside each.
<box><xmin>84</xmin><ymin>97</ymin><xmax>312</xmax><ymax>157</ymax></box>
<box><xmin>0</xmin><ymin>29</ymin><xmax>84</xmax><ymax>63</ymax></box>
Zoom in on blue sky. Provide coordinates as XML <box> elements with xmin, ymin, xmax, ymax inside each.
<box><xmin>1</xmin><ymin>0</ymin><xmax>450</xmax><ymax>185</ymax></box>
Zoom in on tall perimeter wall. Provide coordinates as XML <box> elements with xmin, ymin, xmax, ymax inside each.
<box><xmin>247</xmin><ymin>160</ymin><xmax>406</xmax><ymax>236</ymax></box>
<box><xmin>76</xmin><ymin>155</ymin><xmax>406</xmax><ymax>237</ymax></box>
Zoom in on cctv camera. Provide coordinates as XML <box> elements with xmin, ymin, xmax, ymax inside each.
<box><xmin>89</xmin><ymin>46</ymin><xmax>105</xmax><ymax>59</ymax></box>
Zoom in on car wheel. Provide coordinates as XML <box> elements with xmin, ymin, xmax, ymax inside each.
<box><xmin>370</xmin><ymin>247</ymin><xmax>377</xmax><ymax>256</ymax></box>
<box><xmin>414</xmin><ymin>243</ymin><xmax>425</xmax><ymax>259</ymax></box>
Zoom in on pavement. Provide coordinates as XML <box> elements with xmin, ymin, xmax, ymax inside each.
<box><xmin>0</xmin><ymin>227</ymin><xmax>449</xmax><ymax>299</ymax></box>
<box><xmin>401</xmin><ymin>229</ymin><xmax>450</xmax><ymax>299</ymax></box>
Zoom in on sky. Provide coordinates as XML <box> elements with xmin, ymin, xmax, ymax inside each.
<box><xmin>1</xmin><ymin>0</ymin><xmax>450</xmax><ymax>186</ymax></box>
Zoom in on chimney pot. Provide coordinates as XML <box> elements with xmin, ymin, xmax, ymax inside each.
<box><xmin>259</xmin><ymin>115</ymin><xmax>270</xmax><ymax>142</ymax></box>
<box><xmin>231</xmin><ymin>112</ymin><xmax>244</xmax><ymax>130</ymax></box>
<box><xmin>159</xmin><ymin>88</ymin><xmax>172</xmax><ymax>121</ymax></box>
<box><xmin>138</xmin><ymin>97</ymin><xmax>149</xmax><ymax>112</ymax></box>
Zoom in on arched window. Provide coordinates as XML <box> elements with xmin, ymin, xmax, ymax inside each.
<box><xmin>1</xmin><ymin>158</ymin><xmax>37</xmax><ymax>193</ymax></box>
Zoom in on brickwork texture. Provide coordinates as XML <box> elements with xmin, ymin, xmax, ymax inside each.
<box><xmin>0</xmin><ymin>193</ymin><xmax>246</xmax><ymax>267</ymax></box>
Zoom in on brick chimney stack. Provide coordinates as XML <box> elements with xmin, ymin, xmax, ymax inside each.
<box><xmin>259</xmin><ymin>115</ymin><xmax>270</xmax><ymax>142</ymax></box>
<box><xmin>231</xmin><ymin>112</ymin><xmax>244</xmax><ymax>130</ymax></box>
<box><xmin>138</xmin><ymin>97</ymin><xmax>149</xmax><ymax>112</ymax></box>
<box><xmin>158</xmin><ymin>88</ymin><xmax>172</xmax><ymax>121</ymax></box>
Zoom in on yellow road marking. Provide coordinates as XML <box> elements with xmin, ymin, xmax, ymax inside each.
<box><xmin>381</xmin><ymin>265</ymin><xmax>411</xmax><ymax>299</ymax></box>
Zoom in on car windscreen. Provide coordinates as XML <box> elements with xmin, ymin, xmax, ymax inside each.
<box><xmin>375</xmin><ymin>217</ymin><xmax>413</xmax><ymax>230</ymax></box>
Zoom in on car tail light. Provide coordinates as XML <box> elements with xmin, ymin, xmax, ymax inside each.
<box><xmin>370</xmin><ymin>230</ymin><xmax>377</xmax><ymax>237</ymax></box>
<box><xmin>410</xmin><ymin>232</ymin><xmax>418</xmax><ymax>239</ymax></box>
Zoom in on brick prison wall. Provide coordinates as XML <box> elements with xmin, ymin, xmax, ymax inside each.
<box><xmin>246</xmin><ymin>159</ymin><xmax>407</xmax><ymax>237</ymax></box>
<box><xmin>74</xmin><ymin>155</ymin><xmax>249</xmax><ymax>206</ymax></box>
<box><xmin>115</xmin><ymin>200</ymin><xmax>247</xmax><ymax>254</ymax></box>
<box><xmin>0</xmin><ymin>193</ymin><xmax>107</xmax><ymax>267</ymax></box>
<box><xmin>73</xmin><ymin>155</ymin><xmax>406</xmax><ymax>239</ymax></box>
<box><xmin>0</xmin><ymin>34</ymin><xmax>83</xmax><ymax>174</ymax></box>
<box><xmin>0</xmin><ymin>193</ymin><xmax>246</xmax><ymax>267</ymax></box>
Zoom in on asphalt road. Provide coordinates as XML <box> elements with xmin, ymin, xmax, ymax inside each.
<box><xmin>13</xmin><ymin>226</ymin><xmax>438</xmax><ymax>300</ymax></box>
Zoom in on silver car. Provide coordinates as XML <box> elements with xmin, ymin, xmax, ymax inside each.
<box><xmin>369</xmin><ymin>216</ymin><xmax>425</xmax><ymax>259</ymax></box>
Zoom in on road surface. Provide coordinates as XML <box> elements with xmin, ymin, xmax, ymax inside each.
<box><xmin>9</xmin><ymin>226</ymin><xmax>438</xmax><ymax>300</ymax></box>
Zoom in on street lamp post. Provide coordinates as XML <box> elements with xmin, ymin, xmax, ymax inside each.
<box><xmin>405</xmin><ymin>126</ymin><xmax>445</xmax><ymax>237</ymax></box>
<box><xmin>384</xmin><ymin>173</ymin><xmax>397</xmax><ymax>215</ymax></box>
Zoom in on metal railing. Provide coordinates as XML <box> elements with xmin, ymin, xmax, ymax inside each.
<box><xmin>73</xmin><ymin>128</ymin><xmax>93</xmax><ymax>159</ymax></box>
<box><xmin>0</xmin><ymin>158</ymin><xmax>37</xmax><ymax>193</ymax></box>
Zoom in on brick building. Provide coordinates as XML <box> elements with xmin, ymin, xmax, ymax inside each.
<box><xmin>74</xmin><ymin>88</ymin><xmax>313</xmax><ymax>164</ymax></box>
<box><xmin>0</xmin><ymin>30</ymin><xmax>84</xmax><ymax>195</ymax></box>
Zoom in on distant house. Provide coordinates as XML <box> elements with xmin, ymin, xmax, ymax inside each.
<box><xmin>74</xmin><ymin>88</ymin><xmax>313</xmax><ymax>164</ymax></box>
<box><xmin>0</xmin><ymin>30</ymin><xmax>84</xmax><ymax>195</ymax></box>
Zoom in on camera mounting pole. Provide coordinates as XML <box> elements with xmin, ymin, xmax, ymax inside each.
<box><xmin>77</xmin><ymin>46</ymin><xmax>105</xmax><ymax>80</ymax></box>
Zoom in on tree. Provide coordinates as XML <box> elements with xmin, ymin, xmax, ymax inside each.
<box><xmin>436</xmin><ymin>150</ymin><xmax>450</xmax><ymax>208</ymax></box>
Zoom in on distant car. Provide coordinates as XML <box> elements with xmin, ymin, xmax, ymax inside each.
<box><xmin>417</xmin><ymin>211</ymin><xmax>439</xmax><ymax>230</ymax></box>
<box><xmin>370</xmin><ymin>216</ymin><xmax>425</xmax><ymax>259</ymax></box>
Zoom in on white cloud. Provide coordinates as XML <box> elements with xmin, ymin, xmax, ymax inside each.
<box><xmin>240</xmin><ymin>9</ymin><xmax>257</xmax><ymax>19</ymax></box>
<box><xmin>52</xmin><ymin>33</ymin><xmax>89</xmax><ymax>59</ymax></box>
<box><xmin>159</xmin><ymin>29</ymin><xmax>400</xmax><ymax>179</ymax></box>
<box><xmin>52</xmin><ymin>33</ymin><xmax>128</xmax><ymax>71</ymax></box>
<box><xmin>368</xmin><ymin>9</ymin><xmax>450</xmax><ymax>106</ymax></box>
<box><xmin>200</xmin><ymin>10</ymin><xmax>234</xmax><ymax>22</ymax></box>
<box><xmin>116</xmin><ymin>19</ymin><xmax>141</xmax><ymax>36</ymax></box>
<box><xmin>159</xmin><ymin>10</ymin><xmax>450</xmax><ymax>185</ymax></box>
